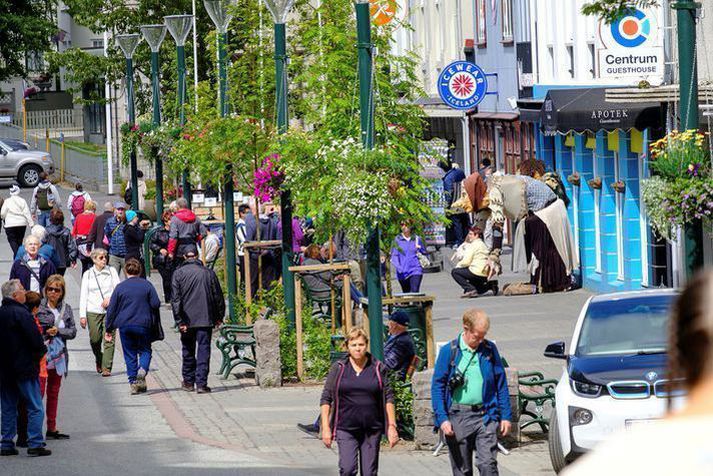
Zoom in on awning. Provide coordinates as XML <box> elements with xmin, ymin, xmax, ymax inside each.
<box><xmin>517</xmin><ymin>98</ymin><xmax>543</xmax><ymax>123</ymax></box>
<box><xmin>540</xmin><ymin>88</ymin><xmax>661</xmax><ymax>136</ymax></box>
<box><xmin>467</xmin><ymin>111</ymin><xmax>519</xmax><ymax>121</ymax></box>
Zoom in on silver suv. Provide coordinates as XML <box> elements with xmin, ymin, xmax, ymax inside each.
<box><xmin>0</xmin><ymin>138</ymin><xmax>55</xmax><ymax>187</ymax></box>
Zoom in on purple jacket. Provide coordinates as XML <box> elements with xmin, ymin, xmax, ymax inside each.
<box><xmin>390</xmin><ymin>234</ymin><xmax>424</xmax><ymax>280</ymax></box>
<box><xmin>278</xmin><ymin>217</ymin><xmax>305</xmax><ymax>254</ymax></box>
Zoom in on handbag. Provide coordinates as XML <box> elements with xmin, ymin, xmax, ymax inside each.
<box><xmin>415</xmin><ymin>237</ymin><xmax>431</xmax><ymax>268</ymax></box>
<box><xmin>150</xmin><ymin>307</ymin><xmax>165</xmax><ymax>342</ymax></box>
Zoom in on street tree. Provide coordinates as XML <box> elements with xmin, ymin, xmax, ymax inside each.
<box><xmin>0</xmin><ymin>0</ymin><xmax>56</xmax><ymax>82</ymax></box>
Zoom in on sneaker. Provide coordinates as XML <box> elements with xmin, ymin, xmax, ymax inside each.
<box><xmin>196</xmin><ymin>386</ymin><xmax>212</xmax><ymax>394</ymax></box>
<box><xmin>296</xmin><ymin>423</ymin><xmax>320</xmax><ymax>438</ymax></box>
<box><xmin>101</xmin><ymin>369</ymin><xmax>111</xmax><ymax>377</ymax></box>
<box><xmin>46</xmin><ymin>431</ymin><xmax>70</xmax><ymax>440</ymax></box>
<box><xmin>1</xmin><ymin>448</ymin><xmax>19</xmax><ymax>456</ymax></box>
<box><xmin>27</xmin><ymin>447</ymin><xmax>52</xmax><ymax>457</ymax></box>
<box><xmin>130</xmin><ymin>383</ymin><xmax>141</xmax><ymax>395</ymax></box>
<box><xmin>96</xmin><ymin>364</ymin><xmax>102</xmax><ymax>374</ymax></box>
<box><xmin>182</xmin><ymin>382</ymin><xmax>195</xmax><ymax>392</ymax></box>
<box><xmin>136</xmin><ymin>368</ymin><xmax>147</xmax><ymax>393</ymax></box>
<box><xmin>463</xmin><ymin>290</ymin><xmax>479</xmax><ymax>299</ymax></box>
<box><xmin>490</xmin><ymin>281</ymin><xmax>499</xmax><ymax>297</ymax></box>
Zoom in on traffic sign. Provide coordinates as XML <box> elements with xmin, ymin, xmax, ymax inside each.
<box><xmin>437</xmin><ymin>61</ymin><xmax>488</xmax><ymax>111</ymax></box>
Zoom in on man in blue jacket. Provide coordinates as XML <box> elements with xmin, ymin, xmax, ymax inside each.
<box><xmin>431</xmin><ymin>309</ymin><xmax>511</xmax><ymax>476</ymax></box>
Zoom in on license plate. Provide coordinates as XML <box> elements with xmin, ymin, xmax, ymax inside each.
<box><xmin>625</xmin><ymin>419</ymin><xmax>659</xmax><ymax>430</ymax></box>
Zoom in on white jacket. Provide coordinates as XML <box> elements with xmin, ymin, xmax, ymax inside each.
<box><xmin>79</xmin><ymin>265</ymin><xmax>121</xmax><ymax>318</ymax></box>
<box><xmin>67</xmin><ymin>190</ymin><xmax>92</xmax><ymax>212</ymax></box>
<box><xmin>1</xmin><ymin>195</ymin><xmax>34</xmax><ymax>228</ymax></box>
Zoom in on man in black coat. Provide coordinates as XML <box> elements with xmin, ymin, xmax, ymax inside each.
<box><xmin>88</xmin><ymin>202</ymin><xmax>114</xmax><ymax>251</ymax></box>
<box><xmin>171</xmin><ymin>251</ymin><xmax>225</xmax><ymax>393</ymax></box>
<box><xmin>0</xmin><ymin>280</ymin><xmax>51</xmax><ymax>456</ymax></box>
<box><xmin>383</xmin><ymin>311</ymin><xmax>417</xmax><ymax>381</ymax></box>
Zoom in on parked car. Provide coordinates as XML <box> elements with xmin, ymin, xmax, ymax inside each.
<box><xmin>544</xmin><ymin>289</ymin><xmax>680</xmax><ymax>473</ymax></box>
<box><xmin>0</xmin><ymin>138</ymin><xmax>54</xmax><ymax>187</ymax></box>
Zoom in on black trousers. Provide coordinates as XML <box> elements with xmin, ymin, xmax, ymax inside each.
<box><xmin>156</xmin><ymin>262</ymin><xmax>174</xmax><ymax>302</ymax></box>
<box><xmin>249</xmin><ymin>252</ymin><xmax>281</xmax><ymax>298</ymax></box>
<box><xmin>336</xmin><ymin>428</ymin><xmax>382</xmax><ymax>476</ymax></box>
<box><xmin>5</xmin><ymin>226</ymin><xmax>26</xmax><ymax>258</ymax></box>
<box><xmin>180</xmin><ymin>327</ymin><xmax>212</xmax><ymax>388</ymax></box>
<box><xmin>451</xmin><ymin>268</ymin><xmax>493</xmax><ymax>294</ymax></box>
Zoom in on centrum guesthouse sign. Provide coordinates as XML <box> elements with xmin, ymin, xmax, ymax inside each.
<box><xmin>437</xmin><ymin>61</ymin><xmax>488</xmax><ymax>111</ymax></box>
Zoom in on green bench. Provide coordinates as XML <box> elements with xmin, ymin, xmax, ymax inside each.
<box><xmin>216</xmin><ymin>324</ymin><xmax>256</xmax><ymax>379</ymax></box>
<box><xmin>517</xmin><ymin>371</ymin><xmax>558</xmax><ymax>433</ymax></box>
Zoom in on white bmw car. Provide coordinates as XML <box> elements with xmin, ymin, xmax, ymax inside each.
<box><xmin>544</xmin><ymin>289</ymin><xmax>680</xmax><ymax>473</ymax></box>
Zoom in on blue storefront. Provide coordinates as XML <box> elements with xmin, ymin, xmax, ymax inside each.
<box><xmin>527</xmin><ymin>87</ymin><xmax>663</xmax><ymax>292</ymax></box>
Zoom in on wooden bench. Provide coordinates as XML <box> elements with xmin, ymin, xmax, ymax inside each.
<box><xmin>215</xmin><ymin>324</ymin><xmax>256</xmax><ymax>379</ymax></box>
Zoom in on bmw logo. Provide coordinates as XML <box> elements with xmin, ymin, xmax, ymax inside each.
<box><xmin>645</xmin><ymin>371</ymin><xmax>658</xmax><ymax>382</ymax></box>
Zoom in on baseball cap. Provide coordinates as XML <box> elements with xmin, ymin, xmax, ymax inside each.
<box><xmin>389</xmin><ymin>311</ymin><xmax>410</xmax><ymax>327</ymax></box>
<box><xmin>114</xmin><ymin>201</ymin><xmax>128</xmax><ymax>210</ymax></box>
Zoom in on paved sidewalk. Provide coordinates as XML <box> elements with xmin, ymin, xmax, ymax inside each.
<box><xmin>0</xmin><ymin>183</ymin><xmax>592</xmax><ymax>474</ymax></box>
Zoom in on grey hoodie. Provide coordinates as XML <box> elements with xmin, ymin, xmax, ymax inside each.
<box><xmin>30</xmin><ymin>180</ymin><xmax>61</xmax><ymax>215</ymax></box>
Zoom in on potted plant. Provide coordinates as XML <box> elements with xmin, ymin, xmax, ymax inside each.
<box><xmin>611</xmin><ymin>180</ymin><xmax>626</xmax><ymax>193</ymax></box>
<box><xmin>567</xmin><ymin>172</ymin><xmax>581</xmax><ymax>186</ymax></box>
<box><xmin>587</xmin><ymin>176</ymin><xmax>602</xmax><ymax>190</ymax></box>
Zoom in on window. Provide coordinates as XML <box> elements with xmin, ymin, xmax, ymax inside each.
<box><xmin>475</xmin><ymin>0</ymin><xmax>487</xmax><ymax>46</ymax></box>
<box><xmin>588</xmin><ymin>43</ymin><xmax>596</xmax><ymax>78</ymax></box>
<box><xmin>548</xmin><ymin>46</ymin><xmax>555</xmax><ymax>79</ymax></box>
<box><xmin>92</xmin><ymin>39</ymin><xmax>104</xmax><ymax>49</ymax></box>
<box><xmin>501</xmin><ymin>0</ymin><xmax>513</xmax><ymax>42</ymax></box>
<box><xmin>614</xmin><ymin>151</ymin><xmax>625</xmax><ymax>280</ymax></box>
<box><xmin>566</xmin><ymin>45</ymin><xmax>574</xmax><ymax>78</ymax></box>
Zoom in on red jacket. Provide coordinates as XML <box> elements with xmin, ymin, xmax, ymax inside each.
<box><xmin>72</xmin><ymin>212</ymin><xmax>96</xmax><ymax>237</ymax></box>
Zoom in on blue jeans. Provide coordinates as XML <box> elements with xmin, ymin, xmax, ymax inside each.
<box><xmin>119</xmin><ymin>326</ymin><xmax>153</xmax><ymax>384</ymax></box>
<box><xmin>1</xmin><ymin>378</ymin><xmax>45</xmax><ymax>449</ymax></box>
<box><xmin>37</xmin><ymin>210</ymin><xmax>51</xmax><ymax>227</ymax></box>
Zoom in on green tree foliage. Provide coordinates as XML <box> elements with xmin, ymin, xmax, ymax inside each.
<box><xmin>581</xmin><ymin>0</ymin><xmax>658</xmax><ymax>23</ymax></box>
<box><xmin>0</xmin><ymin>0</ymin><xmax>56</xmax><ymax>82</ymax></box>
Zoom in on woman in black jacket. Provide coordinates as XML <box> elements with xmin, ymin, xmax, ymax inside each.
<box><xmin>149</xmin><ymin>211</ymin><xmax>173</xmax><ymax>303</ymax></box>
<box><xmin>320</xmin><ymin>328</ymin><xmax>399</xmax><ymax>476</ymax></box>
<box><xmin>123</xmin><ymin>210</ymin><xmax>151</xmax><ymax>277</ymax></box>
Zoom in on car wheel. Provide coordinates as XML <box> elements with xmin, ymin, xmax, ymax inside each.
<box><xmin>548</xmin><ymin>411</ymin><xmax>567</xmax><ymax>474</ymax></box>
<box><xmin>19</xmin><ymin>165</ymin><xmax>42</xmax><ymax>187</ymax></box>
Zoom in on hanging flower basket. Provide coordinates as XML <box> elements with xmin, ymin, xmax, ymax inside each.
<box><xmin>611</xmin><ymin>180</ymin><xmax>626</xmax><ymax>193</ymax></box>
<box><xmin>253</xmin><ymin>154</ymin><xmax>285</xmax><ymax>203</ymax></box>
<box><xmin>642</xmin><ymin>129</ymin><xmax>713</xmax><ymax>239</ymax></box>
<box><xmin>567</xmin><ymin>172</ymin><xmax>581</xmax><ymax>186</ymax></box>
<box><xmin>587</xmin><ymin>176</ymin><xmax>602</xmax><ymax>190</ymax></box>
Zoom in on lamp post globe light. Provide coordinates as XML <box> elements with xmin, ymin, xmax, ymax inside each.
<box><xmin>140</xmin><ymin>24</ymin><xmax>168</xmax><ymax>217</ymax></box>
<box><xmin>353</xmin><ymin>0</ymin><xmax>382</xmax><ymax>360</ymax></box>
<box><xmin>264</xmin><ymin>0</ymin><xmax>296</xmax><ymax>329</ymax></box>
<box><xmin>115</xmin><ymin>33</ymin><xmax>142</xmax><ymax>211</ymax></box>
<box><xmin>165</xmin><ymin>14</ymin><xmax>195</xmax><ymax>208</ymax></box>
<box><xmin>204</xmin><ymin>0</ymin><xmax>238</xmax><ymax>321</ymax></box>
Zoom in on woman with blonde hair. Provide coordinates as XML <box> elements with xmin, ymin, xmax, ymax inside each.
<box><xmin>320</xmin><ymin>328</ymin><xmax>399</xmax><ymax>475</ymax></box>
<box><xmin>36</xmin><ymin>274</ymin><xmax>76</xmax><ymax>440</ymax></box>
<box><xmin>79</xmin><ymin>247</ymin><xmax>120</xmax><ymax>376</ymax></box>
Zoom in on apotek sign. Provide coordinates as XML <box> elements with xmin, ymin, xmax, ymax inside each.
<box><xmin>596</xmin><ymin>8</ymin><xmax>663</xmax><ymax>84</ymax></box>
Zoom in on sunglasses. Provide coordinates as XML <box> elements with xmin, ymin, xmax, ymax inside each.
<box><xmin>46</xmin><ymin>287</ymin><xmax>62</xmax><ymax>293</ymax></box>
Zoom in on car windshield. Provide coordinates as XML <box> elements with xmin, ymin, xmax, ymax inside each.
<box><xmin>0</xmin><ymin>140</ymin><xmax>27</xmax><ymax>151</ymax></box>
<box><xmin>575</xmin><ymin>294</ymin><xmax>674</xmax><ymax>357</ymax></box>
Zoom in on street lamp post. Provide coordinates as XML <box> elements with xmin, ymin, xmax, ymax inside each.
<box><xmin>165</xmin><ymin>14</ymin><xmax>195</xmax><ymax>208</ymax></box>
<box><xmin>115</xmin><ymin>33</ymin><xmax>142</xmax><ymax>211</ymax></box>
<box><xmin>354</xmin><ymin>0</ymin><xmax>382</xmax><ymax>360</ymax></box>
<box><xmin>140</xmin><ymin>24</ymin><xmax>167</xmax><ymax>217</ymax></box>
<box><xmin>672</xmin><ymin>1</ymin><xmax>703</xmax><ymax>278</ymax></box>
<box><xmin>205</xmin><ymin>0</ymin><xmax>238</xmax><ymax>321</ymax></box>
<box><xmin>264</xmin><ymin>0</ymin><xmax>296</xmax><ymax>329</ymax></box>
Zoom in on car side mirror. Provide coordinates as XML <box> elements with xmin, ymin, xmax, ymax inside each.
<box><xmin>544</xmin><ymin>341</ymin><xmax>567</xmax><ymax>359</ymax></box>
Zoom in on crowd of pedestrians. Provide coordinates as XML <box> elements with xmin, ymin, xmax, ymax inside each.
<box><xmin>0</xmin><ymin>179</ymin><xmax>223</xmax><ymax>457</ymax></box>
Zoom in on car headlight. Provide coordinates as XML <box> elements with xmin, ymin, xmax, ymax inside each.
<box><xmin>569</xmin><ymin>406</ymin><xmax>593</xmax><ymax>426</ymax></box>
<box><xmin>42</xmin><ymin>155</ymin><xmax>50</xmax><ymax>162</ymax></box>
<box><xmin>571</xmin><ymin>379</ymin><xmax>602</xmax><ymax>397</ymax></box>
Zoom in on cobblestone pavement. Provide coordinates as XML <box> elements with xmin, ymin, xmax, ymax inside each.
<box><xmin>1</xmin><ymin>183</ymin><xmax>593</xmax><ymax>475</ymax></box>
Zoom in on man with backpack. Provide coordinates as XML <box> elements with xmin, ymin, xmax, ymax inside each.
<box><xmin>67</xmin><ymin>182</ymin><xmax>92</xmax><ymax>223</ymax></box>
<box><xmin>103</xmin><ymin>202</ymin><xmax>128</xmax><ymax>275</ymax></box>
<box><xmin>431</xmin><ymin>309</ymin><xmax>512</xmax><ymax>476</ymax></box>
<box><xmin>30</xmin><ymin>172</ymin><xmax>61</xmax><ymax>227</ymax></box>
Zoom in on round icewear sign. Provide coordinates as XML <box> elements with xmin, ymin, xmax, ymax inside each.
<box><xmin>437</xmin><ymin>61</ymin><xmax>488</xmax><ymax>111</ymax></box>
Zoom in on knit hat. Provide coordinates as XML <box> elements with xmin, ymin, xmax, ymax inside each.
<box><xmin>389</xmin><ymin>310</ymin><xmax>410</xmax><ymax>327</ymax></box>
<box><xmin>9</xmin><ymin>183</ymin><xmax>20</xmax><ymax>195</ymax></box>
<box><xmin>125</xmin><ymin>210</ymin><xmax>137</xmax><ymax>222</ymax></box>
